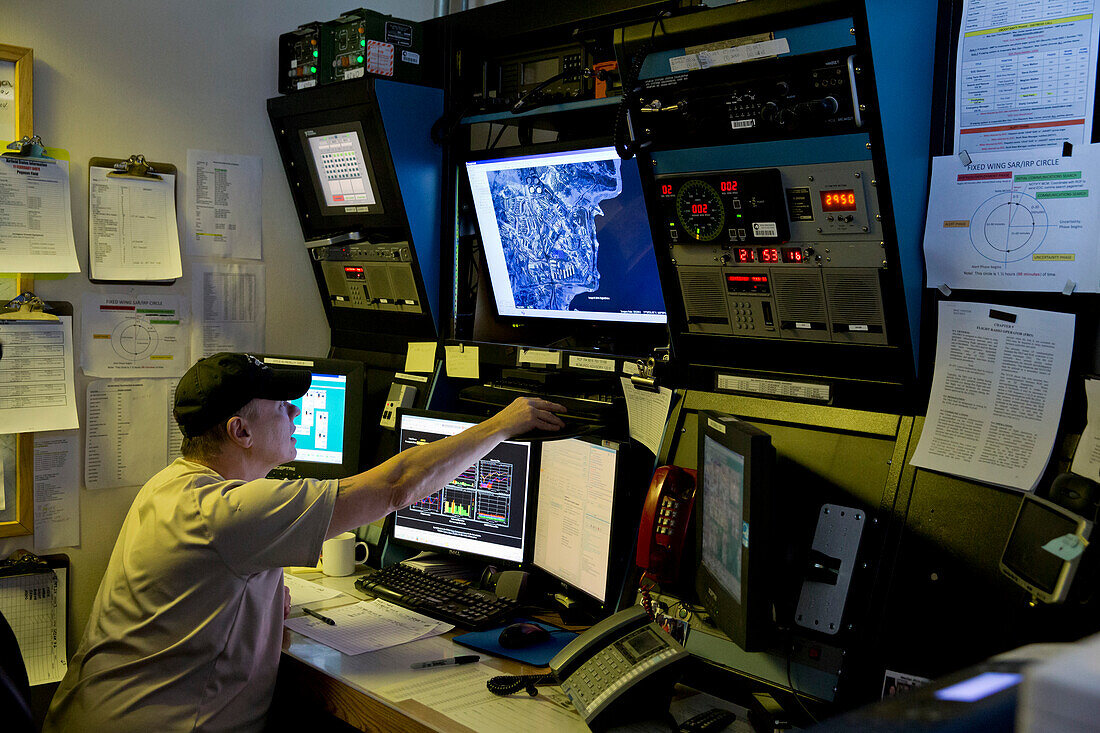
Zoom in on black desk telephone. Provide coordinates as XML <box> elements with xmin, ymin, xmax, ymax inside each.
<box><xmin>550</xmin><ymin>606</ymin><xmax>689</xmax><ymax>730</ymax></box>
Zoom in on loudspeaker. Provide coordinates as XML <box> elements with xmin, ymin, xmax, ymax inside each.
<box><xmin>494</xmin><ymin>570</ymin><xmax>529</xmax><ymax>602</ymax></box>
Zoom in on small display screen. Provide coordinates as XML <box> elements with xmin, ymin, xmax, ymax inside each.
<box><xmin>301</xmin><ymin>121</ymin><xmax>381</xmax><ymax>215</ymax></box>
<box><xmin>735</xmin><ymin>248</ymin><xmax>755</xmax><ymax>263</ymax></box>
<box><xmin>616</xmin><ymin>627</ymin><xmax>665</xmax><ymax>664</ymax></box>
<box><xmin>726</xmin><ymin>273</ymin><xmax>770</xmax><ymax>294</ymax></box>
<box><xmin>701</xmin><ymin>436</ymin><xmax>745</xmax><ymax>604</ymax></box>
<box><xmin>290</xmin><ymin>374</ymin><xmax>347</xmax><ymax>465</ymax></box>
<box><xmin>781</xmin><ymin>247</ymin><xmax>803</xmax><ymax>263</ymax></box>
<box><xmin>1002</xmin><ymin>499</ymin><xmax>1080</xmax><ymax>593</ymax></box>
<box><xmin>933</xmin><ymin>672</ymin><xmax>1021</xmax><ymax>702</ymax></box>
<box><xmin>759</xmin><ymin>247</ymin><xmax>780</xmax><ymax>263</ymax></box>
<box><xmin>820</xmin><ymin>189</ymin><xmax>857</xmax><ymax>211</ymax></box>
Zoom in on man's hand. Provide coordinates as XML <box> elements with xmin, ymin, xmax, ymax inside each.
<box><xmin>490</xmin><ymin>397</ymin><xmax>567</xmax><ymax>438</ymax></box>
<box><xmin>283</xmin><ymin>583</ymin><xmax>291</xmax><ymax>620</ymax></box>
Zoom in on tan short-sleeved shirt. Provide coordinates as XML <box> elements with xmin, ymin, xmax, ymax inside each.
<box><xmin>43</xmin><ymin>458</ymin><xmax>338</xmax><ymax>733</ymax></box>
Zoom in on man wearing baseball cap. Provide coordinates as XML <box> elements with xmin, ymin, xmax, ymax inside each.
<box><xmin>44</xmin><ymin>353</ymin><xmax>565</xmax><ymax>732</ymax></box>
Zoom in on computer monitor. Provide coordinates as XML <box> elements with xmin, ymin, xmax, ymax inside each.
<box><xmin>533</xmin><ymin>437</ymin><xmax>619</xmax><ymax>604</ymax></box>
<box><xmin>300</xmin><ymin>121</ymin><xmax>384</xmax><ymax>217</ymax></box>
<box><xmin>465</xmin><ymin>145</ymin><xmax>667</xmax><ymax>328</ymax></box>
<box><xmin>259</xmin><ymin>355</ymin><xmax>365</xmax><ymax>482</ymax></box>
<box><xmin>393</xmin><ymin>410</ymin><xmax>535</xmax><ymax>563</ymax></box>
<box><xmin>695</xmin><ymin>411</ymin><xmax>776</xmax><ymax>652</ymax></box>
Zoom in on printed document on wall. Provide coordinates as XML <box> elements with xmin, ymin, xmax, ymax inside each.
<box><xmin>923</xmin><ymin>146</ymin><xmax>1100</xmax><ymax>292</ymax></box>
<box><xmin>89</xmin><ymin>166</ymin><xmax>182</xmax><ymax>281</ymax></box>
<box><xmin>955</xmin><ymin>0</ymin><xmax>1100</xmax><ymax>153</ymax></box>
<box><xmin>1070</xmin><ymin>377</ymin><xmax>1100</xmax><ymax>481</ymax></box>
<box><xmin>34</xmin><ymin>431</ymin><xmax>80</xmax><ymax>551</ymax></box>
<box><xmin>911</xmin><ymin>301</ymin><xmax>1075</xmax><ymax>491</ymax></box>
<box><xmin>190</xmin><ymin>261</ymin><xmax>265</xmax><ymax>359</ymax></box>
<box><xmin>85</xmin><ymin>379</ymin><xmax>173</xmax><ymax>490</ymax></box>
<box><xmin>81</xmin><ymin>293</ymin><xmax>188</xmax><ymax>377</ymax></box>
<box><xmin>0</xmin><ymin>154</ymin><xmax>79</xmax><ymax>273</ymax></box>
<box><xmin>0</xmin><ymin>316</ymin><xmax>78</xmax><ymax>433</ymax></box>
<box><xmin>185</xmin><ymin>150</ymin><xmax>262</xmax><ymax>260</ymax></box>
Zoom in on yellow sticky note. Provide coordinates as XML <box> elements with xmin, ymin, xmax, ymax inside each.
<box><xmin>404</xmin><ymin>342</ymin><xmax>437</xmax><ymax>373</ymax></box>
<box><xmin>445</xmin><ymin>344</ymin><xmax>480</xmax><ymax>379</ymax></box>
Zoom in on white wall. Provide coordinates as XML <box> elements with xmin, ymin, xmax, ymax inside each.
<box><xmin>0</xmin><ymin>0</ymin><xmax>434</xmax><ymax>651</ymax></box>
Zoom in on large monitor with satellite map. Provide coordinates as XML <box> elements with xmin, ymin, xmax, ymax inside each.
<box><xmin>465</xmin><ymin>145</ymin><xmax>666</xmax><ymax>327</ymax></box>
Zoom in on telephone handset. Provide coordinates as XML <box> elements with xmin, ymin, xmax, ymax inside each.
<box><xmin>636</xmin><ymin>466</ymin><xmax>697</xmax><ymax>583</ymax></box>
<box><xmin>550</xmin><ymin>605</ymin><xmax>688</xmax><ymax>731</ymax></box>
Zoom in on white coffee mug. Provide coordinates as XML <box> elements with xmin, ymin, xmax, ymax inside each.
<box><xmin>321</xmin><ymin>532</ymin><xmax>369</xmax><ymax>577</ymax></box>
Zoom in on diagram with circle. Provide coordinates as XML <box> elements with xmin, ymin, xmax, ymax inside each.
<box><xmin>969</xmin><ymin>190</ymin><xmax>1049</xmax><ymax>264</ymax></box>
<box><xmin>111</xmin><ymin>318</ymin><xmax>160</xmax><ymax>361</ymax></box>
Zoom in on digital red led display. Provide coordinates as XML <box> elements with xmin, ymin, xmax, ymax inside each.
<box><xmin>660</xmin><ymin>183</ymin><xmax>674</xmax><ymax>195</ymax></box>
<box><xmin>344</xmin><ymin>266</ymin><xmax>365</xmax><ymax>280</ymax></box>
<box><xmin>781</xmin><ymin>247</ymin><xmax>803</xmax><ymax>263</ymax></box>
<box><xmin>759</xmin><ymin>247</ymin><xmax>779</xmax><ymax>263</ymax></box>
<box><xmin>820</xmin><ymin>189</ymin><xmax>857</xmax><ymax>211</ymax></box>
<box><xmin>735</xmin><ymin>247</ymin><xmax>754</xmax><ymax>263</ymax></box>
<box><xmin>720</xmin><ymin>180</ymin><xmax>739</xmax><ymax>193</ymax></box>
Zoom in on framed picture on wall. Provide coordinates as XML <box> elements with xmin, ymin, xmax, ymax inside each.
<box><xmin>0</xmin><ymin>43</ymin><xmax>32</xmax><ymax>143</ymax></box>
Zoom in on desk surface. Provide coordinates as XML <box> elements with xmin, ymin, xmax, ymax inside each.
<box><xmin>279</xmin><ymin>569</ymin><xmax>750</xmax><ymax>733</ymax></box>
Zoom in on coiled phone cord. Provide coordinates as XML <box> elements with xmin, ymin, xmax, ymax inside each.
<box><xmin>486</xmin><ymin>673</ymin><xmax>556</xmax><ymax>697</ymax></box>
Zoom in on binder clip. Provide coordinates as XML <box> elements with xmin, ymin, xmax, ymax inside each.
<box><xmin>107</xmin><ymin>154</ymin><xmax>162</xmax><ymax>180</ymax></box>
<box><xmin>1</xmin><ymin>291</ymin><xmax>59</xmax><ymax>322</ymax></box>
<box><xmin>630</xmin><ymin>356</ymin><xmax>660</xmax><ymax>392</ymax></box>
<box><xmin>2</xmin><ymin>135</ymin><xmax>49</xmax><ymax>159</ymax></box>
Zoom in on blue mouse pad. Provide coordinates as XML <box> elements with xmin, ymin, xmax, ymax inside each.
<box><xmin>453</xmin><ymin>618</ymin><xmax>577</xmax><ymax>667</ymax></box>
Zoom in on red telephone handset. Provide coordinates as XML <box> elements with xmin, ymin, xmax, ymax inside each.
<box><xmin>636</xmin><ymin>465</ymin><xmax>697</xmax><ymax>584</ymax></box>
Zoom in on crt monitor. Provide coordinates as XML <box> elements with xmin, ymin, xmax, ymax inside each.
<box><xmin>465</xmin><ymin>144</ymin><xmax>667</xmax><ymax>333</ymax></box>
<box><xmin>259</xmin><ymin>355</ymin><xmax>365</xmax><ymax>482</ymax></box>
<box><xmin>393</xmin><ymin>410</ymin><xmax>535</xmax><ymax>564</ymax></box>
<box><xmin>532</xmin><ymin>436</ymin><xmax>621</xmax><ymax>609</ymax></box>
<box><xmin>695</xmin><ymin>411</ymin><xmax>776</xmax><ymax>652</ymax></box>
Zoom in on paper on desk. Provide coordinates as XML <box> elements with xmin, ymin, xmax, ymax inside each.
<box><xmin>189</xmin><ymin>261</ymin><xmax>265</xmax><ymax>359</ymax></box>
<box><xmin>1070</xmin><ymin>378</ymin><xmax>1100</xmax><ymax>482</ymax></box>
<box><xmin>185</xmin><ymin>150</ymin><xmax>262</xmax><ymax>260</ymax></box>
<box><xmin>284</xmin><ymin>599</ymin><xmax>452</xmax><ymax>655</ymax></box>
<box><xmin>0</xmin><ymin>154</ymin><xmax>79</xmax><ymax>273</ymax></box>
<box><xmin>620</xmin><ymin>377</ymin><xmax>673</xmax><ymax>456</ymax></box>
<box><xmin>911</xmin><ymin>301</ymin><xmax>1074</xmax><ymax>491</ymax></box>
<box><xmin>0</xmin><ymin>316</ymin><xmax>79</xmax><ymax>433</ymax></box>
<box><xmin>282</xmin><ymin>573</ymin><xmax>341</xmax><ymax>607</ymax></box>
<box><xmin>89</xmin><ymin>166</ymin><xmax>182</xmax><ymax>281</ymax></box>
<box><xmin>374</xmin><ymin>665</ymin><xmax>589</xmax><ymax>733</ymax></box>
<box><xmin>33</xmin><ymin>431</ymin><xmax>80</xmax><ymax>551</ymax></box>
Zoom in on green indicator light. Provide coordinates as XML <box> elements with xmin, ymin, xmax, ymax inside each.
<box><xmin>736</xmin><ymin>213</ymin><xmax>742</xmax><ymax>218</ymax></box>
<box><xmin>310</xmin><ymin>66</ymin><xmax>317</xmax><ymax>73</ymax></box>
<box><xmin>312</xmin><ymin>50</ymin><xmax>318</xmax><ymax>58</ymax></box>
<box><xmin>357</xmin><ymin>55</ymin><xmax>364</xmax><ymax>63</ymax></box>
<box><xmin>360</xmin><ymin>39</ymin><xmax>366</xmax><ymax>47</ymax></box>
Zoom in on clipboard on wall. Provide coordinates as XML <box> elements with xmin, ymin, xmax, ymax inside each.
<box><xmin>0</xmin><ymin>552</ymin><xmax>69</xmax><ymax>686</ymax></box>
<box><xmin>88</xmin><ymin>155</ymin><xmax>182</xmax><ymax>285</ymax></box>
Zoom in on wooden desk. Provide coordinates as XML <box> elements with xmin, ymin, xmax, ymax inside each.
<box><xmin>277</xmin><ymin>571</ymin><xmax>750</xmax><ymax>733</ymax></box>
<box><xmin>277</xmin><ymin>570</ymin><xmax>591</xmax><ymax>733</ymax></box>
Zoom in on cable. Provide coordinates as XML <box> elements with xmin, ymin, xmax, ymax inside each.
<box><xmin>486</xmin><ymin>673</ymin><xmax>555</xmax><ymax>697</ymax></box>
<box><xmin>783</xmin><ymin>630</ymin><xmax>819</xmax><ymax>726</ymax></box>
<box><xmin>614</xmin><ymin>11</ymin><xmax>670</xmax><ymax>160</ymax></box>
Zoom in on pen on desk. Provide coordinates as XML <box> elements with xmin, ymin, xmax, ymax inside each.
<box><xmin>302</xmin><ymin>607</ymin><xmax>336</xmax><ymax>626</ymax></box>
<box><xmin>411</xmin><ymin>655</ymin><xmax>480</xmax><ymax>669</ymax></box>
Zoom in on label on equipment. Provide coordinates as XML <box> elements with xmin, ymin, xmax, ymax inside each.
<box><xmin>386</xmin><ymin>21</ymin><xmax>413</xmax><ymax>47</ymax></box>
<box><xmin>716</xmin><ymin>373</ymin><xmax>831</xmax><ymax>402</ymax></box>
<box><xmin>569</xmin><ymin>355</ymin><xmax>615</xmax><ymax>372</ymax></box>
<box><xmin>795</xmin><ymin>322</ymin><xmax>812</xmax><ymax>329</ymax></box>
<box><xmin>297</xmin><ymin>80</ymin><xmax>317</xmax><ymax>90</ymax></box>
<box><xmin>731</xmin><ymin>119</ymin><xmax>756</xmax><ymax>129</ymax></box>
<box><xmin>849</xmin><ymin>324</ymin><xmax>870</xmax><ymax>332</ymax></box>
<box><xmin>753</xmin><ymin>222</ymin><xmax>779</xmax><ymax>237</ymax></box>
<box><xmin>402</xmin><ymin>50</ymin><xmax>420</xmax><ymax>65</ymax></box>
<box><xmin>346</xmin><ymin>68</ymin><xmax>365</xmax><ymax>80</ymax></box>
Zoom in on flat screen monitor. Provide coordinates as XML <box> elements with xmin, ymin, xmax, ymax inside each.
<box><xmin>533</xmin><ymin>437</ymin><xmax>619</xmax><ymax>604</ymax></box>
<box><xmin>695</xmin><ymin>411</ymin><xmax>775</xmax><ymax>652</ymax></box>
<box><xmin>465</xmin><ymin>145</ymin><xmax>666</xmax><ymax>327</ymax></box>
<box><xmin>260</xmin><ymin>355</ymin><xmax>365</xmax><ymax>482</ymax></box>
<box><xmin>1000</xmin><ymin>493</ymin><xmax>1092</xmax><ymax>603</ymax></box>
<box><xmin>393</xmin><ymin>410</ymin><xmax>534</xmax><ymax>563</ymax></box>
<box><xmin>300</xmin><ymin>121</ymin><xmax>384</xmax><ymax>216</ymax></box>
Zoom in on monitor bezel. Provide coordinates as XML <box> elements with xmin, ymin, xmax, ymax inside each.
<box><xmin>531</xmin><ymin>434</ymin><xmax>624</xmax><ymax>608</ymax></box>
<box><xmin>391</xmin><ymin>408</ymin><xmax>538</xmax><ymax>567</ymax></box>
<box><xmin>299</xmin><ymin>120</ymin><xmax>386</xmax><ymax>219</ymax></box>
<box><xmin>260</xmin><ymin>354</ymin><xmax>365</xmax><ymax>482</ymax></box>
<box><xmin>999</xmin><ymin>492</ymin><xmax>1092</xmax><ymax>604</ymax></box>
<box><xmin>460</xmin><ymin>139</ymin><xmax>670</xmax><ymax>358</ymax></box>
<box><xmin>694</xmin><ymin>411</ymin><xmax>776</xmax><ymax>652</ymax></box>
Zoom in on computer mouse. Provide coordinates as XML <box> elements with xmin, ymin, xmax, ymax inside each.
<box><xmin>498</xmin><ymin>622</ymin><xmax>551</xmax><ymax>649</ymax></box>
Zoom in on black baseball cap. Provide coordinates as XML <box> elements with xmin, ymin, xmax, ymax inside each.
<box><xmin>173</xmin><ymin>353</ymin><xmax>311</xmax><ymax>438</ymax></box>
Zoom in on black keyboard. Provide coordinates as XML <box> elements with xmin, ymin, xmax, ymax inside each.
<box><xmin>459</xmin><ymin>383</ymin><xmax>621</xmax><ymax>422</ymax></box>
<box><xmin>354</xmin><ymin>563</ymin><xmax>519</xmax><ymax>631</ymax></box>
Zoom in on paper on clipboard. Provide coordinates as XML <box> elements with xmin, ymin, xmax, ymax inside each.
<box><xmin>0</xmin><ymin>152</ymin><xmax>80</xmax><ymax>273</ymax></box>
<box><xmin>0</xmin><ymin>316</ymin><xmax>79</xmax><ymax>433</ymax></box>
<box><xmin>89</xmin><ymin>165</ymin><xmax>182</xmax><ymax>281</ymax></box>
<box><xmin>0</xmin><ymin>566</ymin><xmax>68</xmax><ymax>685</ymax></box>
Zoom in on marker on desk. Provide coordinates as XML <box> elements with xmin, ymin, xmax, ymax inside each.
<box><xmin>411</xmin><ymin>655</ymin><xmax>480</xmax><ymax>669</ymax></box>
<box><xmin>303</xmin><ymin>607</ymin><xmax>336</xmax><ymax>626</ymax></box>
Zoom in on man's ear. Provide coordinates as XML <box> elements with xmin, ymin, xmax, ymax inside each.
<box><xmin>225</xmin><ymin>415</ymin><xmax>252</xmax><ymax>448</ymax></box>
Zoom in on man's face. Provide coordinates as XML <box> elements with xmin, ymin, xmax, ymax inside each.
<box><xmin>242</xmin><ymin>398</ymin><xmax>301</xmax><ymax>467</ymax></box>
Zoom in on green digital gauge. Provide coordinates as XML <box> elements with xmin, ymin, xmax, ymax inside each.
<box><xmin>675</xmin><ymin>179</ymin><xmax>725</xmax><ymax>241</ymax></box>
